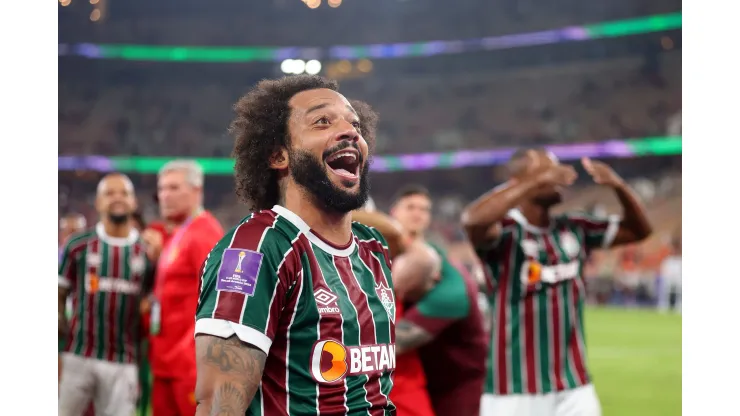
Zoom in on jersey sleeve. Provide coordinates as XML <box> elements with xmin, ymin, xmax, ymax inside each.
<box><xmin>565</xmin><ymin>212</ymin><xmax>621</xmax><ymax>251</ymax></box>
<box><xmin>194</xmin><ymin>218</ymin><xmax>300</xmax><ymax>355</ymax></box>
<box><xmin>58</xmin><ymin>239</ymin><xmax>79</xmax><ymax>289</ymax></box>
<box><xmin>403</xmin><ymin>261</ymin><xmax>469</xmax><ymax>336</ymax></box>
<box><xmin>352</xmin><ymin>222</ymin><xmax>393</xmax><ymax>269</ymax></box>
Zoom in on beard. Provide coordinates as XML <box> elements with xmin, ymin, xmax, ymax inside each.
<box><xmin>533</xmin><ymin>192</ymin><xmax>562</xmax><ymax>207</ymax></box>
<box><xmin>107</xmin><ymin>212</ymin><xmax>131</xmax><ymax>225</ymax></box>
<box><xmin>289</xmin><ymin>148</ymin><xmax>370</xmax><ymax>214</ymax></box>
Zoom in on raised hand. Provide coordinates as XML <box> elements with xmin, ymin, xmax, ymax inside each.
<box><xmin>582</xmin><ymin>157</ymin><xmax>624</xmax><ymax>187</ymax></box>
<box><xmin>522</xmin><ymin>150</ymin><xmax>578</xmax><ymax>187</ymax></box>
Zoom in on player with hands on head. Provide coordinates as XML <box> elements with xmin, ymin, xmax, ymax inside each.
<box><xmin>461</xmin><ymin>149</ymin><xmax>652</xmax><ymax>416</ymax></box>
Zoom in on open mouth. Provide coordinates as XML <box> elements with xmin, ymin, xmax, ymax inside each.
<box><xmin>325</xmin><ymin>150</ymin><xmax>361</xmax><ymax>180</ymax></box>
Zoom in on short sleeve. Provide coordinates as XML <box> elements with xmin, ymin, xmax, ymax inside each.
<box><xmin>566</xmin><ymin>212</ymin><xmax>620</xmax><ymax>251</ymax></box>
<box><xmin>194</xmin><ymin>218</ymin><xmax>299</xmax><ymax>355</ymax></box>
<box><xmin>58</xmin><ymin>239</ymin><xmax>79</xmax><ymax>289</ymax></box>
<box><xmin>403</xmin><ymin>261</ymin><xmax>469</xmax><ymax>336</ymax></box>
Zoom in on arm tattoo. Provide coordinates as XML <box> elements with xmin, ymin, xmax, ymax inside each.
<box><xmin>196</xmin><ymin>335</ymin><xmax>267</xmax><ymax>416</ymax></box>
<box><xmin>395</xmin><ymin>320</ymin><xmax>434</xmax><ymax>355</ymax></box>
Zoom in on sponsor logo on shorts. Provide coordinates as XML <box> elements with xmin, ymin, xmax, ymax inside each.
<box><xmin>310</xmin><ymin>339</ymin><xmax>396</xmax><ymax>384</ymax></box>
<box><xmin>314</xmin><ymin>288</ymin><xmax>341</xmax><ymax>315</ymax></box>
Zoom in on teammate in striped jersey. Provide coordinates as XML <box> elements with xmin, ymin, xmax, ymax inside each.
<box><xmin>58</xmin><ymin>173</ymin><xmax>154</xmax><ymax>416</ymax></box>
<box><xmin>462</xmin><ymin>149</ymin><xmax>652</xmax><ymax>416</ymax></box>
<box><xmin>59</xmin><ymin>212</ymin><xmax>87</xmax><ymax>381</ymax></box>
<box><xmin>194</xmin><ymin>75</ymin><xmax>398</xmax><ymax>415</ymax></box>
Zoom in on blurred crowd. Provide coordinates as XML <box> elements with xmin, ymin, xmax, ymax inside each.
<box><xmin>59</xmin><ymin>0</ymin><xmax>682</xmax><ymax>309</ymax></box>
<box><xmin>58</xmin><ymin>52</ymin><xmax>680</xmax><ymax>156</ymax></box>
<box><xmin>59</xmin><ymin>155</ymin><xmax>682</xmax><ymax>309</ymax></box>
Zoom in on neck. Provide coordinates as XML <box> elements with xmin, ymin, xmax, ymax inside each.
<box><xmin>519</xmin><ymin>201</ymin><xmax>551</xmax><ymax>228</ymax></box>
<box><xmin>283</xmin><ymin>186</ymin><xmax>353</xmax><ymax>247</ymax></box>
<box><xmin>169</xmin><ymin>206</ymin><xmax>203</xmax><ymax>226</ymax></box>
<box><xmin>103</xmin><ymin>219</ymin><xmax>132</xmax><ymax>238</ymax></box>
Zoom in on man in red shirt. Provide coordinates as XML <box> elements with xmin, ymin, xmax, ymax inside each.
<box><xmin>389</xmin><ymin>243</ymin><xmax>441</xmax><ymax>416</ymax></box>
<box><xmin>143</xmin><ymin>160</ymin><xmax>224</xmax><ymax>416</ymax></box>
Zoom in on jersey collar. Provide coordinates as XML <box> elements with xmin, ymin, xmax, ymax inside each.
<box><xmin>95</xmin><ymin>222</ymin><xmax>140</xmax><ymax>246</ymax></box>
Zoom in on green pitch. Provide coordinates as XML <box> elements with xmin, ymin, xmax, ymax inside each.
<box><xmin>587</xmin><ymin>306</ymin><xmax>682</xmax><ymax>416</ymax></box>
<box><xmin>138</xmin><ymin>307</ymin><xmax>681</xmax><ymax>416</ymax></box>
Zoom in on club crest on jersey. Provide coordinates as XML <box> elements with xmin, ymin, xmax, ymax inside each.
<box><xmin>559</xmin><ymin>232</ymin><xmax>581</xmax><ymax>259</ymax></box>
<box><xmin>314</xmin><ymin>288</ymin><xmax>341</xmax><ymax>315</ymax></box>
<box><xmin>86</xmin><ymin>253</ymin><xmax>101</xmax><ymax>268</ymax></box>
<box><xmin>130</xmin><ymin>255</ymin><xmax>146</xmax><ymax>275</ymax></box>
<box><xmin>520</xmin><ymin>239</ymin><xmax>540</xmax><ymax>259</ymax></box>
<box><xmin>310</xmin><ymin>339</ymin><xmax>396</xmax><ymax>384</ymax></box>
<box><xmin>216</xmin><ymin>249</ymin><xmax>263</xmax><ymax>296</ymax></box>
<box><xmin>375</xmin><ymin>280</ymin><xmax>395</xmax><ymax>322</ymax></box>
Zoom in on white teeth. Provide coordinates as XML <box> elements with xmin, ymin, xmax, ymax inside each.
<box><xmin>328</xmin><ymin>152</ymin><xmax>357</xmax><ymax>162</ymax></box>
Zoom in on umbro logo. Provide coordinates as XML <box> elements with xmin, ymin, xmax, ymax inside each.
<box><xmin>314</xmin><ymin>288</ymin><xmax>341</xmax><ymax>315</ymax></box>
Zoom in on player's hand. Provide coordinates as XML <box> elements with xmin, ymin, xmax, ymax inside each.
<box><xmin>142</xmin><ymin>228</ymin><xmax>163</xmax><ymax>261</ymax></box>
<box><xmin>140</xmin><ymin>297</ymin><xmax>152</xmax><ymax>315</ymax></box>
<box><xmin>58</xmin><ymin>313</ymin><xmax>68</xmax><ymax>336</ymax></box>
<box><xmin>582</xmin><ymin>157</ymin><xmax>624</xmax><ymax>187</ymax></box>
<box><xmin>520</xmin><ymin>150</ymin><xmax>577</xmax><ymax>188</ymax></box>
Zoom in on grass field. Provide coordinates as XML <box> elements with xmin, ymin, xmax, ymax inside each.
<box><xmin>139</xmin><ymin>306</ymin><xmax>681</xmax><ymax>416</ymax></box>
<box><xmin>586</xmin><ymin>306</ymin><xmax>682</xmax><ymax>416</ymax></box>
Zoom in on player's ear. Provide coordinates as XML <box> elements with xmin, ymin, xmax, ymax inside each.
<box><xmin>269</xmin><ymin>147</ymin><xmax>289</xmax><ymax>170</ymax></box>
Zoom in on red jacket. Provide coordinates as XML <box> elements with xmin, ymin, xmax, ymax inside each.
<box><xmin>149</xmin><ymin>212</ymin><xmax>223</xmax><ymax>379</ymax></box>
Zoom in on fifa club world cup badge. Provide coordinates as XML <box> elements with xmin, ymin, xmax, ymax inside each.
<box><xmin>216</xmin><ymin>249</ymin><xmax>264</xmax><ymax>297</ymax></box>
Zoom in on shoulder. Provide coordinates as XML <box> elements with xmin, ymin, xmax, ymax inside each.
<box><xmin>211</xmin><ymin>211</ymin><xmax>300</xmax><ymax>262</ymax></box>
<box><xmin>352</xmin><ymin>221</ymin><xmax>389</xmax><ymax>248</ymax></box>
<box><xmin>62</xmin><ymin>229</ymin><xmax>96</xmax><ymax>253</ymax></box>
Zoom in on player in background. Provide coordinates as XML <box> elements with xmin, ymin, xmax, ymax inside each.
<box><xmin>60</xmin><ymin>213</ymin><xmax>87</xmax><ymax>252</ymax></box>
<box><xmin>389</xmin><ymin>243</ymin><xmax>441</xmax><ymax>416</ymax></box>
<box><xmin>59</xmin><ymin>212</ymin><xmax>87</xmax><ymax>381</ymax></box>
<box><xmin>461</xmin><ymin>149</ymin><xmax>652</xmax><ymax>416</ymax></box>
<box><xmin>658</xmin><ymin>233</ymin><xmax>681</xmax><ymax>314</ymax></box>
<box><xmin>142</xmin><ymin>160</ymin><xmax>224</xmax><ymax>416</ymax></box>
<box><xmin>58</xmin><ymin>173</ymin><xmax>153</xmax><ymax>416</ymax></box>
<box><xmin>390</xmin><ymin>185</ymin><xmax>489</xmax><ymax>416</ymax></box>
<box><xmin>194</xmin><ymin>76</ymin><xmax>398</xmax><ymax>415</ymax></box>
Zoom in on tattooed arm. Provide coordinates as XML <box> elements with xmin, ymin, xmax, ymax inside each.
<box><xmin>395</xmin><ymin>319</ymin><xmax>434</xmax><ymax>355</ymax></box>
<box><xmin>194</xmin><ymin>334</ymin><xmax>267</xmax><ymax>416</ymax></box>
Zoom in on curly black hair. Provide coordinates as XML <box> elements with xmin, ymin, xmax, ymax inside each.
<box><xmin>229</xmin><ymin>75</ymin><xmax>378</xmax><ymax>212</ymax></box>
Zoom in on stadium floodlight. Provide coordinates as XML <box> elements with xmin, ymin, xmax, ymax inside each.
<box><xmin>305</xmin><ymin>60</ymin><xmax>322</xmax><ymax>75</ymax></box>
<box><xmin>280</xmin><ymin>59</ymin><xmax>294</xmax><ymax>74</ymax></box>
<box><xmin>281</xmin><ymin>59</ymin><xmax>309</xmax><ymax>75</ymax></box>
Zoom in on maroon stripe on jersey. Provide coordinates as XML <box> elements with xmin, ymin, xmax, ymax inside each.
<box><xmin>495</xmin><ymin>235</ymin><xmax>514</xmax><ymax>394</ymax></box>
<box><xmin>84</xmin><ymin>239</ymin><xmax>100</xmax><ymax>358</ymax></box>
<box><xmin>212</xmin><ymin>211</ymin><xmax>278</xmax><ymax>322</ymax></box>
<box><xmin>262</xmin><ymin>264</ymin><xmax>304</xmax><ymax>415</ymax></box>
<box><xmin>261</xmin><ymin>248</ymin><xmax>303</xmax><ymax>414</ymax></box>
<box><xmin>568</xmin><ymin>276</ymin><xmax>588</xmax><ymax>385</ymax></box>
<box><xmin>300</xmin><ymin>236</ymin><xmax>347</xmax><ymax>415</ymax></box>
<box><xmin>337</xmin><ymin>254</ymin><xmax>385</xmax><ymax>416</ymax></box>
<box><xmin>106</xmin><ymin>246</ymin><xmax>121</xmax><ymax>361</ymax></box>
<box><xmin>358</xmin><ymin>237</ymin><xmax>391</xmax><ymax>269</ymax></box>
<box><xmin>541</xmin><ymin>234</ymin><xmax>565</xmax><ymax>391</ymax></box>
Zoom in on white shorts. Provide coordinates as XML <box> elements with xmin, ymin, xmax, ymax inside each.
<box><xmin>480</xmin><ymin>384</ymin><xmax>601</xmax><ymax>416</ymax></box>
<box><xmin>58</xmin><ymin>353</ymin><xmax>138</xmax><ymax>416</ymax></box>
